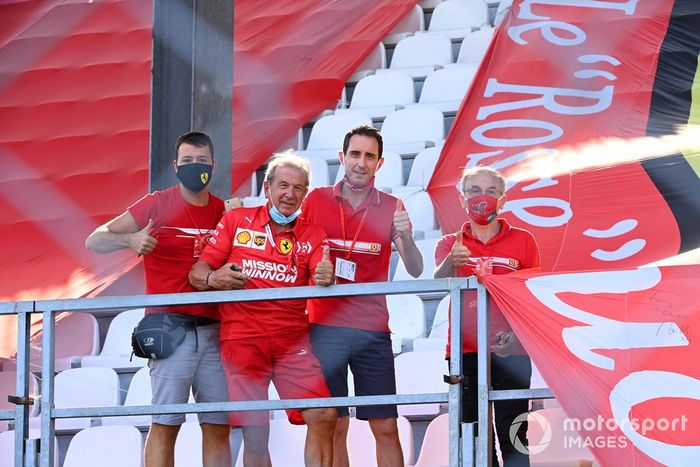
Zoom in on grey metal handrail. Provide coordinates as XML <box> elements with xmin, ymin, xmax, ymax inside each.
<box><xmin>4</xmin><ymin>277</ymin><xmax>554</xmax><ymax>466</ymax></box>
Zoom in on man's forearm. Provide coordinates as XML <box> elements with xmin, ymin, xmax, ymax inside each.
<box><xmin>85</xmin><ymin>228</ymin><xmax>132</xmax><ymax>254</ymax></box>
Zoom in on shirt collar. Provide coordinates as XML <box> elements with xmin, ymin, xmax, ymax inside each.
<box><xmin>332</xmin><ymin>180</ymin><xmax>381</xmax><ymax>209</ymax></box>
<box><xmin>461</xmin><ymin>218</ymin><xmax>511</xmax><ymax>245</ymax></box>
<box><xmin>255</xmin><ymin>204</ymin><xmax>305</xmax><ymax>238</ymax></box>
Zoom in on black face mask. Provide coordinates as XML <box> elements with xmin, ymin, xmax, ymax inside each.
<box><xmin>176</xmin><ymin>163</ymin><xmax>213</xmax><ymax>192</ymax></box>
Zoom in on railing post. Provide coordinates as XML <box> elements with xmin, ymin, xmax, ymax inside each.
<box><xmin>448</xmin><ymin>278</ymin><xmax>465</xmax><ymax>466</ymax></box>
<box><xmin>40</xmin><ymin>309</ymin><xmax>56</xmax><ymax>467</ymax></box>
<box><xmin>14</xmin><ymin>306</ymin><xmax>32</xmax><ymax>467</ymax></box>
<box><xmin>476</xmin><ymin>282</ymin><xmax>492</xmax><ymax>466</ymax></box>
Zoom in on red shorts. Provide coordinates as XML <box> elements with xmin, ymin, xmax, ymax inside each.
<box><xmin>220</xmin><ymin>331</ymin><xmax>330</xmax><ymax>426</ymax></box>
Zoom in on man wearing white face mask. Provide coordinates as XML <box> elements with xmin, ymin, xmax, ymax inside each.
<box><xmin>86</xmin><ymin>131</ymin><xmax>231</xmax><ymax>467</ymax></box>
<box><xmin>190</xmin><ymin>150</ymin><xmax>337</xmax><ymax>467</ymax></box>
<box><xmin>434</xmin><ymin>166</ymin><xmax>541</xmax><ymax>467</ymax></box>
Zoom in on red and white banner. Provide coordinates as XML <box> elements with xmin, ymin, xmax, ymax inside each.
<box><xmin>484</xmin><ymin>265</ymin><xmax>700</xmax><ymax>466</ymax></box>
<box><xmin>428</xmin><ymin>0</ymin><xmax>695</xmax><ymax>272</ymax></box>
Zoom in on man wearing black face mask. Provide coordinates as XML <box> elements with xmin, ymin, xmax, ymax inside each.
<box><xmin>433</xmin><ymin>166</ymin><xmax>541</xmax><ymax>467</ymax></box>
<box><xmin>86</xmin><ymin>131</ymin><xmax>231</xmax><ymax>467</ymax></box>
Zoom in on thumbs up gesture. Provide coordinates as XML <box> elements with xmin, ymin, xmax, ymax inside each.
<box><xmin>127</xmin><ymin>218</ymin><xmax>158</xmax><ymax>255</ymax></box>
<box><xmin>451</xmin><ymin>231</ymin><xmax>470</xmax><ymax>268</ymax></box>
<box><xmin>393</xmin><ymin>198</ymin><xmax>412</xmax><ymax>239</ymax></box>
<box><xmin>313</xmin><ymin>245</ymin><xmax>335</xmax><ymax>287</ymax></box>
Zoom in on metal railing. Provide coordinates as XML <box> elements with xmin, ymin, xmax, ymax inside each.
<box><xmin>1</xmin><ymin>277</ymin><xmax>553</xmax><ymax>466</ymax></box>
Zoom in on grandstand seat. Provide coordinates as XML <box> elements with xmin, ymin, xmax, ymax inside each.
<box><xmin>338</xmin><ymin>71</ymin><xmax>415</xmax><ymax>119</ymax></box>
<box><xmin>27</xmin><ymin>311</ymin><xmax>100</xmax><ymax>372</ymax></box>
<box><xmin>456</xmin><ymin>27</ymin><xmax>495</xmax><ymax>65</ymax></box>
<box><xmin>384</xmin><ymin>33</ymin><xmax>453</xmax><ymax>79</ymax></box>
<box><xmin>308</xmin><ymin>157</ymin><xmax>331</xmax><ymax>189</ymax></box>
<box><xmin>0</xmin><ymin>370</ymin><xmax>39</xmax><ymax>430</ymax></box>
<box><xmin>394</xmin><ymin>350</ymin><xmax>448</xmax><ymax>417</ymax></box>
<box><xmin>347</xmin><ymin>416</ymin><xmax>414</xmax><ymax>466</ymax></box>
<box><xmin>62</xmin><ymin>425</ymin><xmax>143</xmax><ymax>467</ymax></box>
<box><xmin>387</xmin><ymin>294</ymin><xmax>426</xmax><ymax>353</ymax></box>
<box><xmin>0</xmin><ymin>429</ymin><xmax>58</xmax><ymax>465</ymax></box>
<box><xmin>102</xmin><ymin>366</ymin><xmax>151</xmax><ymax>427</ymax></box>
<box><xmin>428</xmin><ymin>0</ymin><xmax>490</xmax><ymax>40</ymax></box>
<box><xmin>528</xmin><ymin>408</ymin><xmax>595</xmax><ymax>466</ymax></box>
<box><xmin>413</xmin><ymin>413</ymin><xmax>449</xmax><ymax>466</ymax></box>
<box><xmin>348</xmin><ymin>42</ymin><xmax>387</xmax><ymax>83</ymax></box>
<box><xmin>396</xmin><ymin>191</ymin><xmax>438</xmax><ymax>233</ymax></box>
<box><xmin>415</xmin><ymin>65</ymin><xmax>478</xmax><ymax>113</ymax></box>
<box><xmin>393</xmin><ymin>237</ymin><xmax>439</xmax><ymax>282</ymax></box>
<box><xmin>81</xmin><ymin>308</ymin><xmax>147</xmax><ymax>369</ymax></box>
<box><xmin>413</xmin><ymin>294</ymin><xmax>449</xmax><ymax>352</ymax></box>
<box><xmin>383</xmin><ymin>4</ymin><xmax>425</xmax><ymax>45</ymax></box>
<box><xmin>494</xmin><ymin>0</ymin><xmax>513</xmax><ymax>27</ymax></box>
<box><xmin>420</xmin><ymin>0</ymin><xmax>444</xmax><ymax>11</ymax></box>
<box><xmin>234</xmin><ymin>418</ymin><xmax>307</xmax><ymax>467</ymax></box>
<box><xmin>391</xmin><ymin>143</ymin><xmax>443</xmax><ymax>199</ymax></box>
<box><xmin>381</xmin><ymin>106</ymin><xmax>445</xmax><ymax>155</ymax></box>
<box><xmin>408</xmin><ymin>144</ymin><xmax>443</xmax><ymax>188</ymax></box>
<box><xmin>174</xmin><ymin>421</ymin><xmax>203</xmax><ymax>467</ymax></box>
<box><xmin>299</xmin><ymin>112</ymin><xmax>373</xmax><ymax>161</ymax></box>
<box><xmin>335</xmin><ymin>150</ymin><xmax>404</xmax><ymax>192</ymax></box>
<box><xmin>31</xmin><ymin>367</ymin><xmax>120</xmax><ymax>430</ymax></box>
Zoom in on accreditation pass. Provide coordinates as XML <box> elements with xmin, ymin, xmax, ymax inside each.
<box><xmin>335</xmin><ymin>257</ymin><xmax>357</xmax><ymax>281</ymax></box>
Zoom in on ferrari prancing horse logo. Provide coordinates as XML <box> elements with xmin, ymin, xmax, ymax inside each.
<box><xmin>200</xmin><ymin>172</ymin><xmax>209</xmax><ymax>184</ymax></box>
<box><xmin>279</xmin><ymin>238</ymin><xmax>293</xmax><ymax>254</ymax></box>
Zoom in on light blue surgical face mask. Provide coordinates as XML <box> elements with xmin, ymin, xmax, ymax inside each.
<box><xmin>268</xmin><ymin>202</ymin><xmax>301</xmax><ymax>225</ymax></box>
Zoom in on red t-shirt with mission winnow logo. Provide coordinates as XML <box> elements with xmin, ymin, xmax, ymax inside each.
<box><xmin>199</xmin><ymin>205</ymin><xmax>327</xmax><ymax>341</ymax></box>
<box><xmin>128</xmin><ymin>185</ymin><xmax>225</xmax><ymax>319</ymax></box>
<box><xmin>434</xmin><ymin>219</ymin><xmax>540</xmax><ymax>355</ymax></box>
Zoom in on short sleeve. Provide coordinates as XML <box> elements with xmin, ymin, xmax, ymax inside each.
<box><xmin>435</xmin><ymin>234</ymin><xmax>457</xmax><ymax>266</ymax></box>
<box><xmin>127</xmin><ymin>193</ymin><xmax>158</xmax><ymax>229</ymax></box>
<box><xmin>199</xmin><ymin>211</ymin><xmax>235</xmax><ymax>269</ymax></box>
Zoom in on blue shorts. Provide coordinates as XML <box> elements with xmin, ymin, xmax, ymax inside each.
<box><xmin>148</xmin><ymin>323</ymin><xmax>229</xmax><ymax>425</ymax></box>
<box><xmin>310</xmin><ymin>324</ymin><xmax>397</xmax><ymax>419</ymax></box>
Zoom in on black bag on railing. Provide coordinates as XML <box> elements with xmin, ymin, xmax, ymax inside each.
<box><xmin>131</xmin><ymin>313</ymin><xmax>193</xmax><ymax>360</ymax></box>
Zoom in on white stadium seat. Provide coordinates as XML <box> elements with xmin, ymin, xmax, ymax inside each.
<box><xmin>63</xmin><ymin>425</ymin><xmax>143</xmax><ymax>467</ymax></box>
<box><xmin>416</xmin><ymin>65</ymin><xmax>478</xmax><ymax>113</ymax></box>
<box><xmin>33</xmin><ymin>367</ymin><xmax>121</xmax><ymax>430</ymax></box>
<box><xmin>495</xmin><ymin>0</ymin><xmax>514</xmax><ymax>27</ymax></box>
<box><xmin>299</xmin><ymin>112</ymin><xmax>373</xmax><ymax>161</ymax></box>
<box><xmin>339</xmin><ymin>71</ymin><xmax>415</xmax><ymax>119</ymax></box>
<box><xmin>393</xmin><ymin>237</ymin><xmax>439</xmax><ymax>282</ymax></box>
<box><xmin>387</xmin><ymin>294</ymin><xmax>426</xmax><ymax>353</ymax></box>
<box><xmin>102</xmin><ymin>366</ymin><xmax>151</xmax><ymax>427</ymax></box>
<box><xmin>395</xmin><ymin>350</ymin><xmax>448</xmax><ymax>417</ymax></box>
<box><xmin>381</xmin><ymin>106</ymin><xmax>445</xmax><ymax>155</ymax></box>
<box><xmin>348</xmin><ymin>42</ymin><xmax>387</xmax><ymax>83</ymax></box>
<box><xmin>81</xmin><ymin>308</ymin><xmax>147</xmax><ymax>370</ymax></box>
<box><xmin>456</xmin><ymin>27</ymin><xmax>495</xmax><ymax>65</ymax></box>
<box><xmin>383</xmin><ymin>4</ymin><xmax>425</xmax><ymax>45</ymax></box>
<box><xmin>413</xmin><ymin>294</ymin><xmax>449</xmax><ymax>351</ymax></box>
<box><xmin>413</xmin><ymin>413</ymin><xmax>449</xmax><ymax>466</ymax></box>
<box><xmin>428</xmin><ymin>0</ymin><xmax>490</xmax><ymax>40</ymax></box>
<box><xmin>385</xmin><ymin>33</ymin><xmax>453</xmax><ymax>78</ymax></box>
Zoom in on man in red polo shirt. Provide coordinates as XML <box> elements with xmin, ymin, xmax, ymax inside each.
<box><xmin>434</xmin><ymin>166</ymin><xmax>540</xmax><ymax>467</ymax></box>
<box><xmin>189</xmin><ymin>151</ymin><xmax>336</xmax><ymax>467</ymax></box>
<box><xmin>86</xmin><ymin>131</ymin><xmax>231</xmax><ymax>467</ymax></box>
<box><xmin>303</xmin><ymin>125</ymin><xmax>423</xmax><ymax>467</ymax></box>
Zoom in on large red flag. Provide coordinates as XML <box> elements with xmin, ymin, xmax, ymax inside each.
<box><xmin>484</xmin><ymin>265</ymin><xmax>700</xmax><ymax>466</ymax></box>
<box><xmin>428</xmin><ymin>0</ymin><xmax>700</xmax><ymax>272</ymax></box>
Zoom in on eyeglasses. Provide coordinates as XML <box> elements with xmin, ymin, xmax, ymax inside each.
<box><xmin>463</xmin><ymin>187</ymin><xmax>503</xmax><ymax>198</ymax></box>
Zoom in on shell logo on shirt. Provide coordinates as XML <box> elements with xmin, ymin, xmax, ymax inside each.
<box><xmin>235</xmin><ymin>229</ymin><xmax>252</xmax><ymax>246</ymax></box>
<box><xmin>234</xmin><ymin>228</ymin><xmax>267</xmax><ymax>250</ymax></box>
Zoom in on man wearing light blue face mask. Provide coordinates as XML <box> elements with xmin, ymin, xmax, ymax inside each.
<box><xmin>190</xmin><ymin>150</ymin><xmax>337</xmax><ymax>467</ymax></box>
